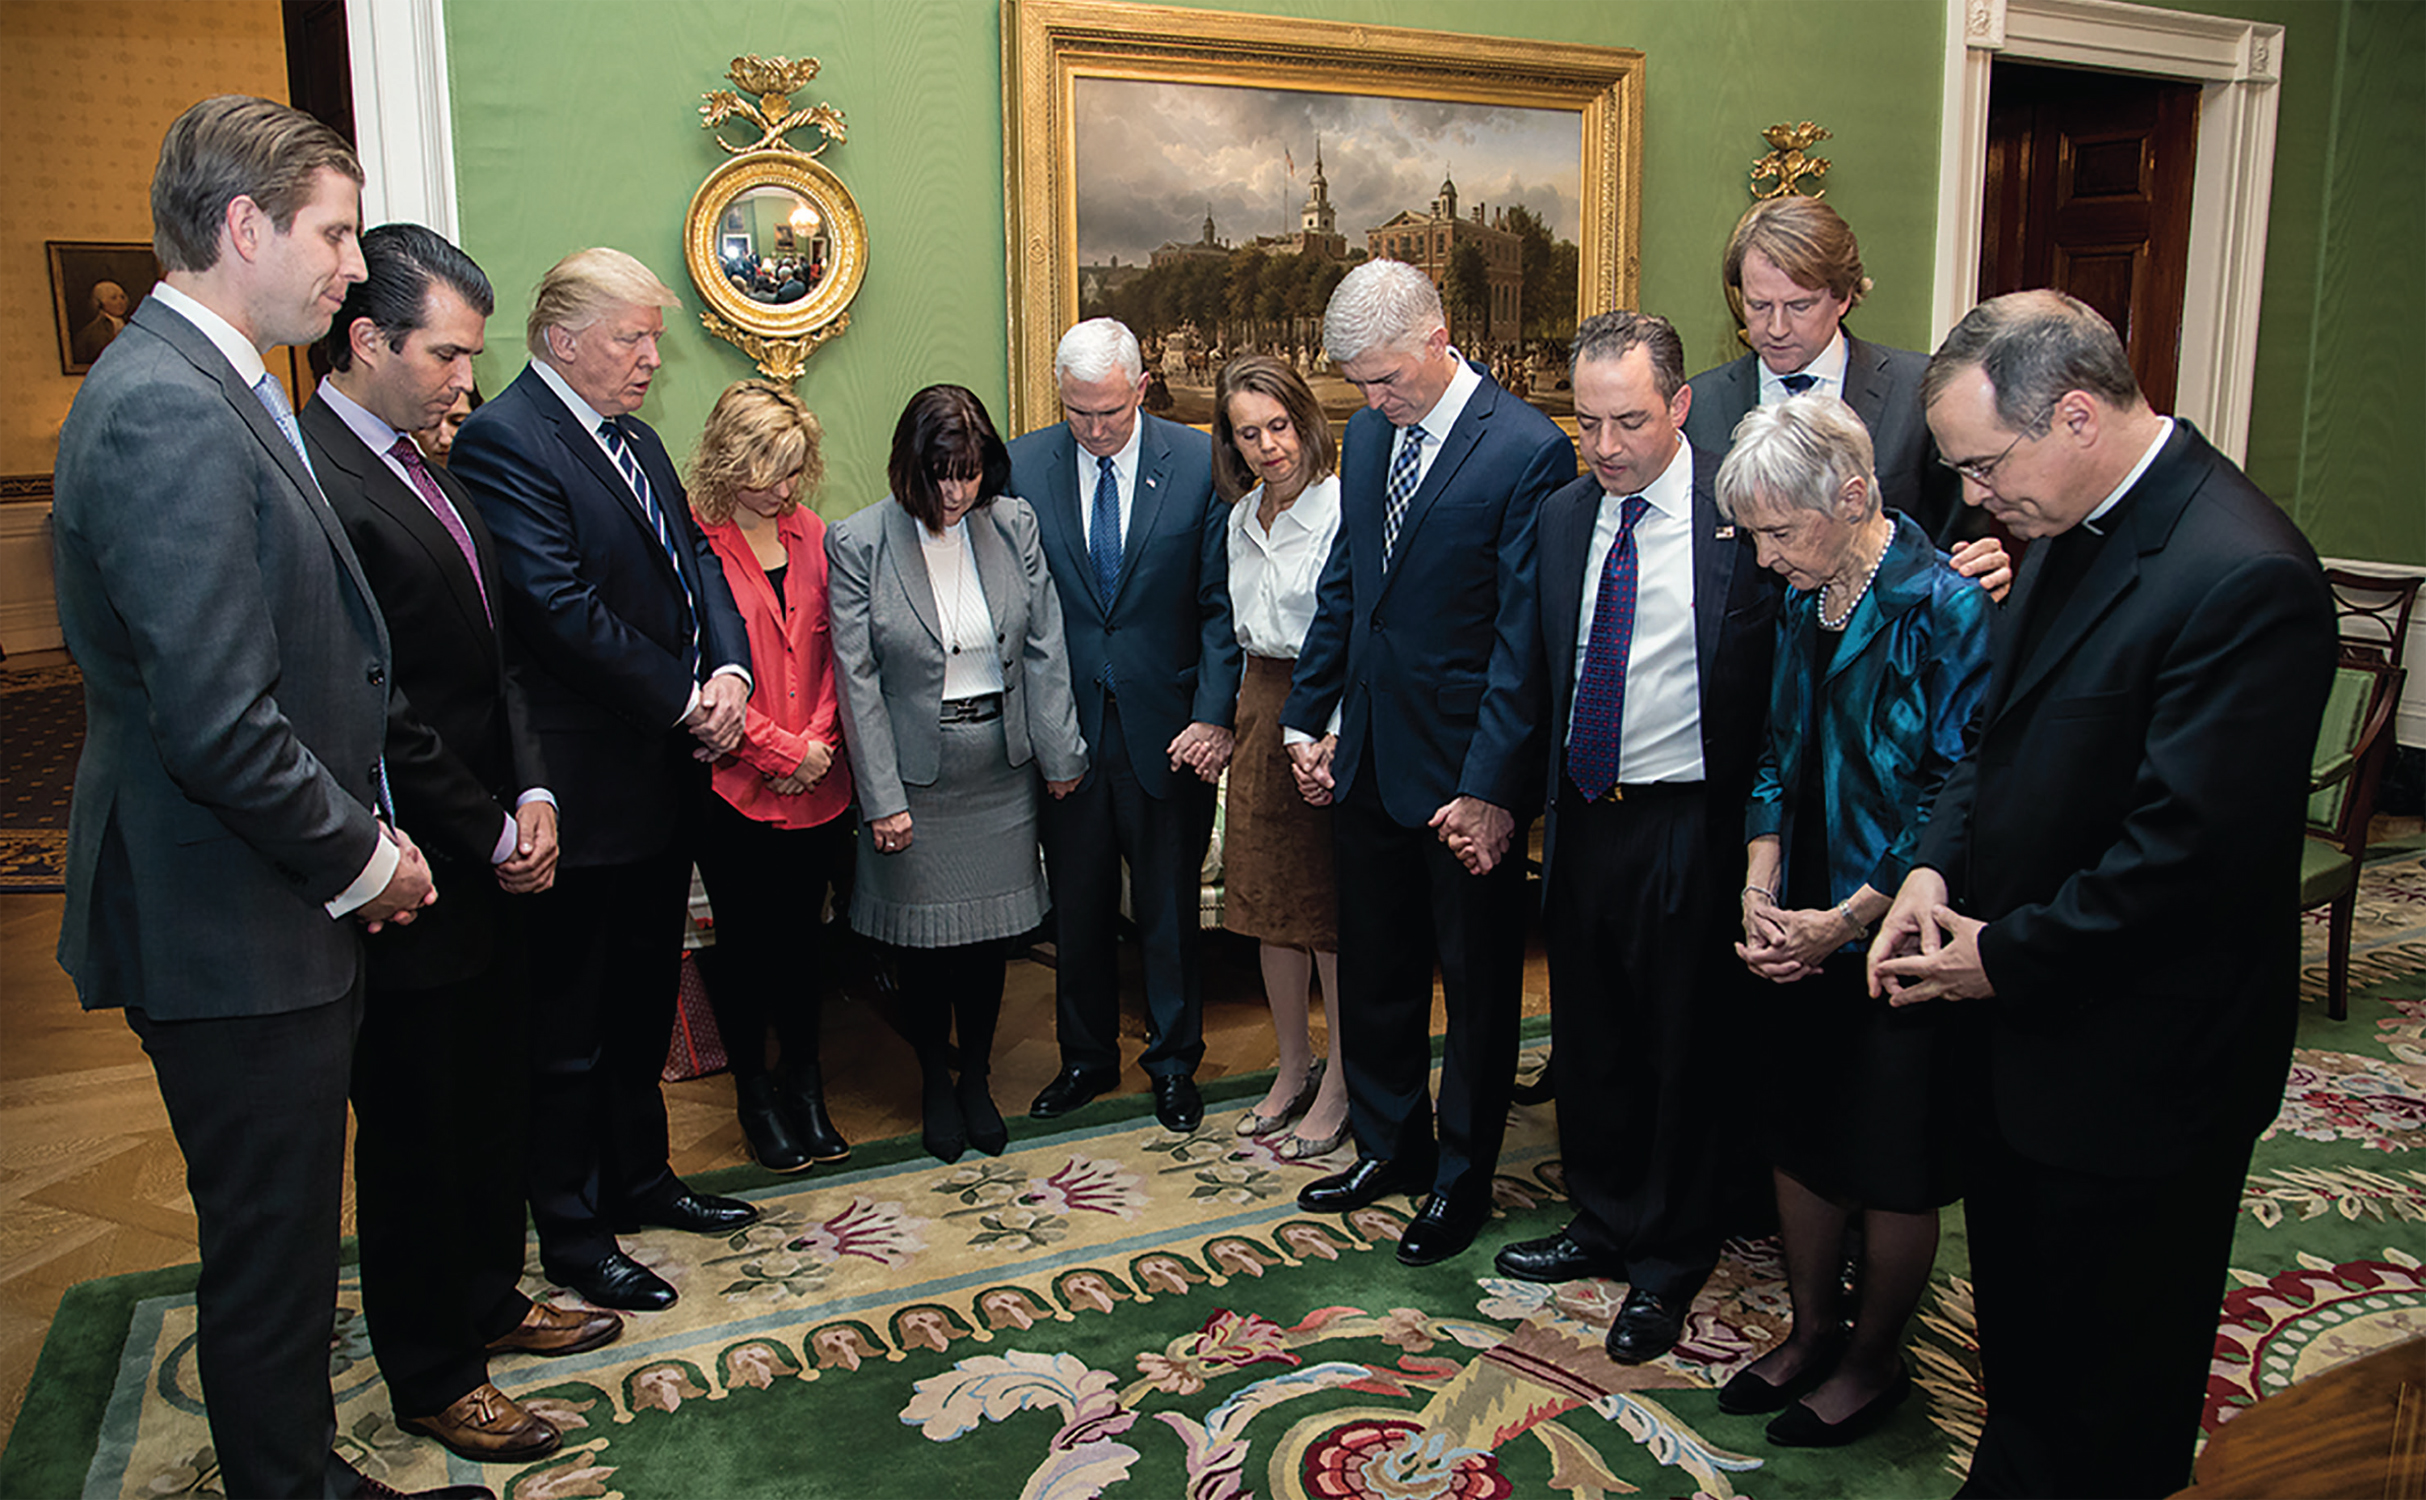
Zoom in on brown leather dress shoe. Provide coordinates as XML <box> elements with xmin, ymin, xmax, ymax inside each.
<box><xmin>486</xmin><ymin>1300</ymin><xmax>624</xmax><ymax>1358</ymax></box>
<box><xmin>398</xmin><ymin>1381</ymin><xmax>562</xmax><ymax>1465</ymax></box>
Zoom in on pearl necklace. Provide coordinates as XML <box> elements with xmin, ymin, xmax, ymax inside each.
<box><xmin>1817</xmin><ymin>527</ymin><xmax>1889</xmax><ymax>631</ymax></box>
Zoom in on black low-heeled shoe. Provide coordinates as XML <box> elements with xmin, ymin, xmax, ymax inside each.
<box><xmin>1717</xmin><ymin>1331</ymin><xmax>1847</xmax><ymax>1415</ymax></box>
<box><xmin>1765</xmin><ymin>1365</ymin><xmax>1913</xmax><ymax>1448</ymax></box>
<box><xmin>920</xmin><ymin>1070</ymin><xmax>966</xmax><ymax>1163</ymax></box>
<box><xmin>959</xmin><ymin>1073</ymin><xmax>1009</xmax><ymax>1157</ymax></box>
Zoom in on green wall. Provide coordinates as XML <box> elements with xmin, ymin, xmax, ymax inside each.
<box><xmin>445</xmin><ymin>0</ymin><xmax>2422</xmax><ymax>562</ymax></box>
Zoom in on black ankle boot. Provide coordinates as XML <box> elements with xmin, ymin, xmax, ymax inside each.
<box><xmin>781</xmin><ymin>1064</ymin><xmax>851</xmax><ymax>1163</ymax></box>
<box><xmin>957</xmin><ymin>1071</ymin><xmax>1008</xmax><ymax>1157</ymax></box>
<box><xmin>920</xmin><ymin>1064</ymin><xmax>966</xmax><ymax>1163</ymax></box>
<box><xmin>736</xmin><ymin>1074</ymin><xmax>813</xmax><ymax>1173</ymax></box>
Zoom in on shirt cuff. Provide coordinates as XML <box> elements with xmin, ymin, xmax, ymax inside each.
<box><xmin>326</xmin><ymin>830</ymin><xmax>401</xmax><ymax>918</ymax></box>
<box><xmin>493</xmin><ymin>789</ymin><xmax>559</xmax><ymax>864</ymax></box>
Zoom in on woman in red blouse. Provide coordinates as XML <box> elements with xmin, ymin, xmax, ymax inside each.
<box><xmin>687</xmin><ymin>380</ymin><xmax>855</xmax><ymax>1172</ymax></box>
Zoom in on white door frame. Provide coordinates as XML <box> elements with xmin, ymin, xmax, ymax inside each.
<box><xmin>1934</xmin><ymin>0</ymin><xmax>2285</xmax><ymax>463</ymax></box>
<box><xmin>343</xmin><ymin>0</ymin><xmax>458</xmax><ymax>239</ymax></box>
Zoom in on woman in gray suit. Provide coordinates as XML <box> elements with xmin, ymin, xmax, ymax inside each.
<box><xmin>827</xmin><ymin>385</ymin><xmax>1087</xmax><ymax>1162</ymax></box>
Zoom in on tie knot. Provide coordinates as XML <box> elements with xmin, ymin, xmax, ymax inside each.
<box><xmin>1620</xmin><ymin>495</ymin><xmax>1650</xmax><ymax>530</ymax></box>
<box><xmin>388</xmin><ymin>433</ymin><xmax>426</xmax><ymax>469</ymax></box>
<box><xmin>1779</xmin><ymin>372</ymin><xmax>1818</xmax><ymax>395</ymax></box>
<box><xmin>1097</xmin><ymin>454</ymin><xmax>1115</xmax><ymax>477</ymax></box>
<box><xmin>599</xmin><ymin>417</ymin><xmax>625</xmax><ymax>446</ymax></box>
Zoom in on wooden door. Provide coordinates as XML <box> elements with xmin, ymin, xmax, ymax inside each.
<box><xmin>1980</xmin><ymin>62</ymin><xmax>2199</xmax><ymax>411</ymax></box>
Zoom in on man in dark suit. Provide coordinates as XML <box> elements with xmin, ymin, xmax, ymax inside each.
<box><xmin>1012</xmin><ymin>318</ymin><xmax>1239</xmax><ymax>1134</ymax></box>
<box><xmin>1489</xmin><ymin>312</ymin><xmax>1783</xmax><ymax>1361</ymax></box>
<box><xmin>1281</xmin><ymin>260</ymin><xmax>1573</xmax><ymax>1267</ymax></box>
<box><xmin>1683</xmin><ymin>197</ymin><xmax>1978</xmax><ymax>548</ymax></box>
<box><xmin>452</xmin><ymin>248</ymin><xmax>759</xmax><ymax>1313</ymax></box>
<box><xmin>1872</xmin><ymin>290</ymin><xmax>2337</xmax><ymax>1498</ymax></box>
<box><xmin>305</xmin><ymin>223</ymin><xmax>625</xmax><ymax>1468</ymax></box>
<box><xmin>50</xmin><ymin>96</ymin><xmax>471</xmax><ymax>1500</ymax></box>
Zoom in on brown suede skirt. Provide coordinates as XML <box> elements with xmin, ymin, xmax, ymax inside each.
<box><xmin>1221</xmin><ymin>653</ymin><xmax>1339</xmax><ymax>950</ymax></box>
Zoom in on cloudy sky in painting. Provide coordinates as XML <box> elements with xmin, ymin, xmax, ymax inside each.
<box><xmin>1074</xmin><ymin>79</ymin><xmax>1580</xmax><ymax>266</ymax></box>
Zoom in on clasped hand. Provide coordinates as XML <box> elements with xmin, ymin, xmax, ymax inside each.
<box><xmin>1430</xmin><ymin>795</ymin><xmax>1514</xmax><ymax>876</ymax></box>
<box><xmin>1167</xmin><ymin>721</ymin><xmax>1234</xmax><ymax>783</ymax></box>
<box><xmin>685</xmin><ymin>674</ymin><xmax>749</xmax><ymax>759</ymax></box>
<box><xmin>1866</xmin><ymin>867</ymin><xmax>1995</xmax><ymax>1005</ymax></box>
<box><xmin>360</xmin><ymin>824</ymin><xmax>437</xmax><ymax>932</ymax></box>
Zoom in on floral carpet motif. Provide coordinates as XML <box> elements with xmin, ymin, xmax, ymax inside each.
<box><xmin>12</xmin><ymin>854</ymin><xmax>2424</xmax><ymax>1499</ymax></box>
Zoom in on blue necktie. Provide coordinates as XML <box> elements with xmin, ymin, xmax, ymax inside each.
<box><xmin>250</xmin><ymin>373</ymin><xmax>320</xmax><ymax>490</ymax></box>
<box><xmin>1089</xmin><ymin>454</ymin><xmax>1122</xmax><ymax>600</ymax></box>
<box><xmin>1566</xmin><ymin>495</ymin><xmax>1652</xmax><ymax>801</ymax></box>
<box><xmin>1381</xmin><ymin>423</ymin><xmax>1423</xmax><ymax>571</ymax></box>
<box><xmin>1779</xmin><ymin>372</ymin><xmax>1819</xmax><ymax>396</ymax></box>
<box><xmin>599</xmin><ymin>418</ymin><xmax>701</xmax><ymax>675</ymax></box>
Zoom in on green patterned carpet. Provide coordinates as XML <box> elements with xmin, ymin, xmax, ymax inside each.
<box><xmin>7</xmin><ymin>853</ymin><xmax>2423</xmax><ymax>1500</ymax></box>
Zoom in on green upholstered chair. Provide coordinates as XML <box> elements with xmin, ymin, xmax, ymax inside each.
<box><xmin>2302</xmin><ymin>657</ymin><xmax>2404</xmax><ymax>1020</ymax></box>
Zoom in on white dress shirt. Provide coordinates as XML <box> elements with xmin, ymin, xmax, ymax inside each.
<box><xmin>1073</xmin><ymin>417</ymin><xmax>1142</xmax><ymax>557</ymax></box>
<box><xmin>1567</xmin><ymin>436</ymin><xmax>1705</xmax><ymax>784</ymax></box>
<box><xmin>1227</xmin><ymin>474</ymin><xmax>1341</xmax><ymax>659</ymax></box>
<box><xmin>146</xmin><ymin>280</ymin><xmax>399</xmax><ymax>916</ymax></box>
<box><xmin>1757</xmin><ymin>329</ymin><xmax>1850</xmax><ymax>406</ymax></box>
<box><xmin>316</xmin><ymin>380</ymin><xmax>557</xmax><ymax>864</ymax></box>
<box><xmin>1394</xmin><ymin>351</ymin><xmax>1483</xmax><ymax>493</ymax></box>
<box><xmin>919</xmin><ymin>517</ymin><xmax>1006</xmax><ymax>699</ymax></box>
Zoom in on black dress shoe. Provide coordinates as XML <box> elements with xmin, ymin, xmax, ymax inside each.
<box><xmin>1297</xmin><ymin>1156</ymin><xmax>1423</xmax><ymax>1214</ymax></box>
<box><xmin>1766</xmin><ymin>1365</ymin><xmax>1912</xmax><ymax>1447</ymax></box>
<box><xmin>1151</xmin><ymin>1073</ymin><xmax>1203</xmax><ymax>1133</ymax></box>
<box><xmin>1605</xmin><ymin>1286</ymin><xmax>1685</xmax><ymax>1364</ymax></box>
<box><xmin>617</xmin><ymin>1189</ymin><xmax>759</xmax><ymax>1235</ymax></box>
<box><xmin>1030</xmin><ymin>1065</ymin><xmax>1118</xmax><ymax>1118</ymax></box>
<box><xmin>1717</xmin><ymin>1331</ymin><xmax>1848</xmax><ymax>1415</ymax></box>
<box><xmin>735</xmin><ymin>1074</ymin><xmax>813</xmax><ymax>1173</ymax></box>
<box><xmin>1493</xmin><ymin>1230</ymin><xmax>1621</xmax><ymax>1284</ymax></box>
<box><xmin>543</xmin><ymin>1252</ymin><xmax>676</xmax><ymax>1312</ymax></box>
<box><xmin>1395</xmin><ymin>1192</ymin><xmax>1488</xmax><ymax>1266</ymax></box>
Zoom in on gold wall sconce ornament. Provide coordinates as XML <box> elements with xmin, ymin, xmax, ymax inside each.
<box><xmin>1750</xmin><ymin>121</ymin><xmax>1832</xmax><ymax>199</ymax></box>
<box><xmin>683</xmin><ymin>54</ymin><xmax>867</xmax><ymax>383</ymax></box>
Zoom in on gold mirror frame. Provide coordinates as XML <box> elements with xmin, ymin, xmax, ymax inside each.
<box><xmin>1002</xmin><ymin>0</ymin><xmax>1644</xmax><ymax>433</ymax></box>
<box><xmin>685</xmin><ymin>151</ymin><xmax>867</xmax><ymax>383</ymax></box>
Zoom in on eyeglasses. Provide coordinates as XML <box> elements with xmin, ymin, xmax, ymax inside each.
<box><xmin>1938</xmin><ymin>403</ymin><xmax>2056</xmax><ymax>486</ymax></box>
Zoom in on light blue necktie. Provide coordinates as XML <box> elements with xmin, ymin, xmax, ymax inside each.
<box><xmin>1381</xmin><ymin>423</ymin><xmax>1423</xmax><ymax>571</ymax></box>
<box><xmin>598</xmin><ymin>417</ymin><xmax>702</xmax><ymax>676</ymax></box>
<box><xmin>250</xmin><ymin>373</ymin><xmax>320</xmax><ymax>489</ymax></box>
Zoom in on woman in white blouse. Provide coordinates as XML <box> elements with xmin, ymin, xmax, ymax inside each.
<box><xmin>1212</xmin><ymin>355</ymin><xmax>1349</xmax><ymax>1160</ymax></box>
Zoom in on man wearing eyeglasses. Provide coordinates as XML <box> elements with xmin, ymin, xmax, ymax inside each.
<box><xmin>1870</xmin><ymin>290</ymin><xmax>2336</xmax><ymax>1500</ymax></box>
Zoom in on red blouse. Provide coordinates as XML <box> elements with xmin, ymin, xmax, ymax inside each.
<box><xmin>698</xmin><ymin>507</ymin><xmax>853</xmax><ymax>829</ymax></box>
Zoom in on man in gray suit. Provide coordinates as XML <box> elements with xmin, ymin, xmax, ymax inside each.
<box><xmin>1010</xmin><ymin>319</ymin><xmax>1239</xmax><ymax>1133</ymax></box>
<box><xmin>52</xmin><ymin>96</ymin><xmax>475</xmax><ymax>1500</ymax></box>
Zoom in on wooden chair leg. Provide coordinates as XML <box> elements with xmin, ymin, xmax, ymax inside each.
<box><xmin>2326</xmin><ymin>890</ymin><xmax>2356</xmax><ymax>1022</ymax></box>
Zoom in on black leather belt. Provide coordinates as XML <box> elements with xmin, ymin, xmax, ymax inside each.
<box><xmin>939</xmin><ymin>694</ymin><xmax>1003</xmax><ymax>724</ymax></box>
<box><xmin>1576</xmin><ymin>776</ymin><xmax>1703</xmax><ymax>804</ymax></box>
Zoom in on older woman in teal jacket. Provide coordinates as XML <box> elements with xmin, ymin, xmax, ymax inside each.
<box><xmin>1714</xmin><ymin>394</ymin><xmax>1992</xmax><ymax>1450</ymax></box>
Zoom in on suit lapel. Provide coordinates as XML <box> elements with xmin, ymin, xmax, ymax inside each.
<box><xmin>304</xmin><ymin>397</ymin><xmax>492</xmax><ymax>642</ymax></box>
<box><xmin>883</xmin><ymin>500</ymin><xmax>944</xmax><ymax>648</ymax></box>
<box><xmin>1840</xmin><ymin>335</ymin><xmax>1893</xmax><ymax>433</ymax></box>
<box><xmin>1112</xmin><ymin>420</ymin><xmax>1174</xmax><ymax>611</ymax></box>
<box><xmin>971</xmin><ymin>507</ymin><xmax>1019</xmax><ymax>661</ymax></box>
<box><xmin>1036</xmin><ymin>430</ymin><xmax>1097</xmax><ymax>618</ymax></box>
<box><xmin>538</xmin><ymin>390</ymin><xmax>686</xmax><ymax>593</ymax></box>
<box><xmin>1539</xmin><ymin>479</ymin><xmax>1597</xmax><ymax>709</ymax></box>
<box><xmin>1689</xmin><ymin>444</ymin><xmax>1738</xmax><ymax>702</ymax></box>
<box><xmin>1379</xmin><ymin>372</ymin><xmax>1493</xmax><ymax>602</ymax></box>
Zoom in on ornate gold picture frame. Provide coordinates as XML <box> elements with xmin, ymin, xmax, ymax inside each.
<box><xmin>1002</xmin><ymin>0</ymin><xmax>1644</xmax><ymax>432</ymax></box>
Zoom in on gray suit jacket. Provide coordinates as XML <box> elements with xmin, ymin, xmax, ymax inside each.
<box><xmin>52</xmin><ymin>297</ymin><xmax>393</xmax><ymax>1018</ymax></box>
<box><xmin>1684</xmin><ymin>333</ymin><xmax>1972</xmax><ymax>545</ymax></box>
<box><xmin>825</xmin><ymin>495</ymin><xmax>1087</xmax><ymax>821</ymax></box>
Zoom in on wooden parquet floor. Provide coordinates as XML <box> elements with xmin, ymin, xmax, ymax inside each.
<box><xmin>0</xmin><ymin>887</ymin><xmax>1553</xmax><ymax>1451</ymax></box>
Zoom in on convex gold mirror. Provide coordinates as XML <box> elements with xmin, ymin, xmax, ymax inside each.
<box><xmin>684</xmin><ymin>55</ymin><xmax>867</xmax><ymax>383</ymax></box>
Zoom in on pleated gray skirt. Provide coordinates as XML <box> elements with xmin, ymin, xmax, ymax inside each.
<box><xmin>849</xmin><ymin>712</ymin><xmax>1049</xmax><ymax>949</ymax></box>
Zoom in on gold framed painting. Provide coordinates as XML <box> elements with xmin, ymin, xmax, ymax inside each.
<box><xmin>1002</xmin><ymin>0</ymin><xmax>1644</xmax><ymax>432</ymax></box>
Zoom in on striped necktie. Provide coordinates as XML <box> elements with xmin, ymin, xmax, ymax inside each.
<box><xmin>598</xmin><ymin>417</ymin><xmax>701</xmax><ymax>674</ymax></box>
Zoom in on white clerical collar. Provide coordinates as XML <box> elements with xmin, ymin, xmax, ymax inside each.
<box><xmin>2081</xmin><ymin>417</ymin><xmax>2173</xmax><ymax>534</ymax></box>
<box><xmin>147</xmin><ymin>280</ymin><xmax>269</xmax><ymax>386</ymax></box>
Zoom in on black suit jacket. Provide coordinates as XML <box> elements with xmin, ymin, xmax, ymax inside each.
<box><xmin>1535</xmin><ymin>441</ymin><xmax>1781</xmax><ymax>881</ymax></box>
<box><xmin>1283</xmin><ymin>365</ymin><xmax>1574</xmax><ymax>824</ymax></box>
<box><xmin>1917</xmin><ymin>421</ymin><xmax>2335</xmax><ymax>1173</ymax></box>
<box><xmin>449</xmin><ymin>364</ymin><xmax>750</xmax><ymax>868</ymax></box>
<box><xmin>1684</xmin><ymin>334</ymin><xmax>1971</xmax><ymax>546</ymax></box>
<box><xmin>302</xmin><ymin>394</ymin><xmax>549</xmax><ymax>989</ymax></box>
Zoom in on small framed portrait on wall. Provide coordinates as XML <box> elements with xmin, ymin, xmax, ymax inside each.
<box><xmin>49</xmin><ymin>241</ymin><xmax>163</xmax><ymax>376</ymax></box>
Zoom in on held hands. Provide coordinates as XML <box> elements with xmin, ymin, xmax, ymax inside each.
<box><xmin>1950</xmin><ymin>536</ymin><xmax>2015</xmax><ymax>602</ymax></box>
<box><xmin>1735</xmin><ymin>889</ymin><xmax>1845</xmax><ymax>983</ymax></box>
<box><xmin>1044</xmin><ymin>776</ymin><xmax>1082</xmax><ymax>800</ymax></box>
<box><xmin>1866</xmin><ymin>866</ymin><xmax>1995</xmax><ymax>1005</ymax></box>
<box><xmin>496</xmin><ymin>801</ymin><xmax>559</xmax><ymax>895</ymax></box>
<box><xmin>1167</xmin><ymin>722</ymin><xmax>1234</xmax><ymax>783</ymax></box>
<box><xmin>766</xmin><ymin>742</ymin><xmax>835</xmax><ymax>797</ymax></box>
<box><xmin>869</xmin><ymin>810</ymin><xmax>913</xmax><ymax>855</ymax></box>
<box><xmin>1430</xmin><ymin>796</ymin><xmax>1514</xmax><ymax>876</ymax></box>
<box><xmin>685</xmin><ymin>674</ymin><xmax>749</xmax><ymax>757</ymax></box>
<box><xmin>361</xmin><ymin>825</ymin><xmax>438</xmax><ymax>932</ymax></box>
<box><xmin>1286</xmin><ymin>735</ymin><xmax>1337</xmax><ymax>806</ymax></box>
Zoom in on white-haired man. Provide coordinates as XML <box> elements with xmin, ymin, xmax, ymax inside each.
<box><xmin>453</xmin><ymin>248</ymin><xmax>759</xmax><ymax>1314</ymax></box>
<box><xmin>1013</xmin><ymin>317</ymin><xmax>1239</xmax><ymax>1133</ymax></box>
<box><xmin>1280</xmin><ymin>261</ymin><xmax>1574</xmax><ymax>1267</ymax></box>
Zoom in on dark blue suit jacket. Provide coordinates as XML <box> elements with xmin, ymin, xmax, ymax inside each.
<box><xmin>1009</xmin><ymin>413</ymin><xmax>1237</xmax><ymax>800</ymax></box>
<box><xmin>1534</xmin><ymin>441</ymin><xmax>1781</xmax><ymax>885</ymax></box>
<box><xmin>1283</xmin><ymin>366</ymin><xmax>1573</xmax><ymax>825</ymax></box>
<box><xmin>451</xmin><ymin>363</ymin><xmax>749</xmax><ymax>868</ymax></box>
